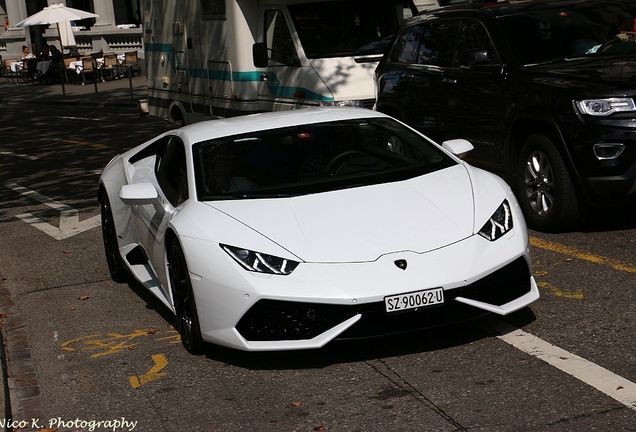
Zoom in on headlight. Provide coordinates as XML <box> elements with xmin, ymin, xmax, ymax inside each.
<box><xmin>221</xmin><ymin>244</ymin><xmax>299</xmax><ymax>275</ymax></box>
<box><xmin>478</xmin><ymin>200</ymin><xmax>513</xmax><ymax>241</ymax></box>
<box><xmin>575</xmin><ymin>98</ymin><xmax>636</xmax><ymax>116</ymax></box>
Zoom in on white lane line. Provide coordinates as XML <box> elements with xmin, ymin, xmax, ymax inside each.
<box><xmin>5</xmin><ymin>182</ymin><xmax>101</xmax><ymax>240</ymax></box>
<box><xmin>0</xmin><ymin>149</ymin><xmax>39</xmax><ymax>160</ymax></box>
<box><xmin>54</xmin><ymin>116</ymin><xmax>105</xmax><ymax>121</ymax></box>
<box><xmin>481</xmin><ymin>317</ymin><xmax>636</xmax><ymax>411</ymax></box>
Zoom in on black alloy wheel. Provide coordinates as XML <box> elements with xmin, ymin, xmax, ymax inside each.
<box><xmin>516</xmin><ymin>134</ymin><xmax>579</xmax><ymax>231</ymax></box>
<box><xmin>168</xmin><ymin>237</ymin><xmax>205</xmax><ymax>354</ymax></box>
<box><xmin>99</xmin><ymin>189</ymin><xmax>130</xmax><ymax>283</ymax></box>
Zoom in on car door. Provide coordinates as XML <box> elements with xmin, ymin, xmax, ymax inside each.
<box><xmin>440</xmin><ymin>18</ymin><xmax>507</xmax><ymax>172</ymax></box>
<box><xmin>134</xmin><ymin>135</ymin><xmax>189</xmax><ymax>299</ymax></box>
<box><xmin>401</xmin><ymin>19</ymin><xmax>458</xmax><ymax>142</ymax></box>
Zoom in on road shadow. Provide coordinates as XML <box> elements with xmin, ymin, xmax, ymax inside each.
<box><xmin>0</xmin><ymin>103</ymin><xmax>177</xmax><ymax>225</ymax></box>
<box><xmin>578</xmin><ymin>201</ymin><xmax>636</xmax><ymax>233</ymax></box>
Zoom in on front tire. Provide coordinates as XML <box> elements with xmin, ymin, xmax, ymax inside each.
<box><xmin>516</xmin><ymin>134</ymin><xmax>579</xmax><ymax>231</ymax></box>
<box><xmin>99</xmin><ymin>189</ymin><xmax>130</xmax><ymax>283</ymax></box>
<box><xmin>167</xmin><ymin>237</ymin><xmax>205</xmax><ymax>354</ymax></box>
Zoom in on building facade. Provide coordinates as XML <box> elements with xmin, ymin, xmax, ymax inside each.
<box><xmin>1</xmin><ymin>0</ymin><xmax>142</xmax><ymax>62</ymax></box>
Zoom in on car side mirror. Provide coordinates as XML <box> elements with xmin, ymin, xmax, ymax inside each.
<box><xmin>459</xmin><ymin>48</ymin><xmax>501</xmax><ymax>73</ymax></box>
<box><xmin>119</xmin><ymin>183</ymin><xmax>165</xmax><ymax>215</ymax></box>
<box><xmin>442</xmin><ymin>139</ymin><xmax>473</xmax><ymax>159</ymax></box>
<box><xmin>253</xmin><ymin>43</ymin><xmax>268</xmax><ymax>68</ymax></box>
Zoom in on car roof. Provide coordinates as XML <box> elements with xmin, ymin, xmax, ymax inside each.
<box><xmin>419</xmin><ymin>0</ymin><xmax>632</xmax><ymax>18</ymax></box>
<box><xmin>174</xmin><ymin>107</ymin><xmax>389</xmax><ymax>145</ymax></box>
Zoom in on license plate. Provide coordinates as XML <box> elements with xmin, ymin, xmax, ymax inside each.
<box><xmin>384</xmin><ymin>287</ymin><xmax>444</xmax><ymax>313</ymax></box>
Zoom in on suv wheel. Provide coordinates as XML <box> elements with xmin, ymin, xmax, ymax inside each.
<box><xmin>516</xmin><ymin>134</ymin><xmax>579</xmax><ymax>231</ymax></box>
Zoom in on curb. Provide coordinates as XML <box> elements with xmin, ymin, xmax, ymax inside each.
<box><xmin>0</xmin><ymin>282</ymin><xmax>43</xmax><ymax>425</ymax></box>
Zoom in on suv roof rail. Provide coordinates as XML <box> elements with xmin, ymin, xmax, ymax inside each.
<box><xmin>436</xmin><ymin>0</ymin><xmax>512</xmax><ymax>7</ymax></box>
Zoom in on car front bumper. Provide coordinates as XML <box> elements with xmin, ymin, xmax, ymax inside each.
<box><xmin>184</xmin><ymin>230</ymin><xmax>539</xmax><ymax>351</ymax></box>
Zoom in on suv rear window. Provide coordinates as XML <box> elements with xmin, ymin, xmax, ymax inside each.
<box><xmin>497</xmin><ymin>2</ymin><xmax>636</xmax><ymax>64</ymax></box>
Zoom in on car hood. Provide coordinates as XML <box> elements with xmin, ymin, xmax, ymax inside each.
<box><xmin>527</xmin><ymin>56</ymin><xmax>636</xmax><ymax>89</ymax></box>
<box><xmin>203</xmin><ymin>165</ymin><xmax>476</xmax><ymax>263</ymax></box>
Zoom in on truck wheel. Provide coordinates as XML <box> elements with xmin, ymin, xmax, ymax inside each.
<box><xmin>516</xmin><ymin>134</ymin><xmax>579</xmax><ymax>231</ymax></box>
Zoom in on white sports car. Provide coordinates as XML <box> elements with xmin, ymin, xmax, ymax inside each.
<box><xmin>98</xmin><ymin>107</ymin><xmax>539</xmax><ymax>354</ymax></box>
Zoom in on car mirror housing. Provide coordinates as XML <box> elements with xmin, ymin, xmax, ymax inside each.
<box><xmin>442</xmin><ymin>139</ymin><xmax>474</xmax><ymax>159</ymax></box>
<box><xmin>460</xmin><ymin>48</ymin><xmax>491</xmax><ymax>65</ymax></box>
<box><xmin>119</xmin><ymin>183</ymin><xmax>165</xmax><ymax>215</ymax></box>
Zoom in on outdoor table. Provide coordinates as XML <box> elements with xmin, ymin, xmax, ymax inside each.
<box><xmin>37</xmin><ymin>61</ymin><xmax>50</xmax><ymax>75</ymax></box>
<box><xmin>69</xmin><ymin>60</ymin><xmax>83</xmax><ymax>73</ymax></box>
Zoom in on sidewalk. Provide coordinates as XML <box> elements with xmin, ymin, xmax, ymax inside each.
<box><xmin>0</xmin><ymin>72</ymin><xmax>147</xmax><ymax>108</ymax></box>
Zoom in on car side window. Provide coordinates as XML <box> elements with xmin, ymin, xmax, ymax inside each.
<box><xmin>454</xmin><ymin>19</ymin><xmax>499</xmax><ymax>67</ymax></box>
<box><xmin>390</xmin><ymin>23</ymin><xmax>424</xmax><ymax>64</ymax></box>
<box><xmin>417</xmin><ymin>20</ymin><xmax>457</xmax><ymax>67</ymax></box>
<box><xmin>155</xmin><ymin>136</ymin><xmax>188</xmax><ymax>207</ymax></box>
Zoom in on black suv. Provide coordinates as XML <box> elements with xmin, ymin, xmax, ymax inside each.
<box><xmin>374</xmin><ymin>0</ymin><xmax>636</xmax><ymax>230</ymax></box>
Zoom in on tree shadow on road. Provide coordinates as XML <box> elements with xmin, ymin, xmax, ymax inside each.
<box><xmin>578</xmin><ymin>201</ymin><xmax>636</xmax><ymax>233</ymax></box>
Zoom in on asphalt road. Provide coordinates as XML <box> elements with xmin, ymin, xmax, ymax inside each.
<box><xmin>1</xmin><ymin>98</ymin><xmax>635</xmax><ymax>431</ymax></box>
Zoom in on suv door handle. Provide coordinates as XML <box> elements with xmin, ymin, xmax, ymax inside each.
<box><xmin>442</xmin><ymin>78</ymin><xmax>457</xmax><ymax>84</ymax></box>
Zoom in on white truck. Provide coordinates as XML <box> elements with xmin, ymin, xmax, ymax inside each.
<box><xmin>140</xmin><ymin>0</ymin><xmax>417</xmax><ymax>124</ymax></box>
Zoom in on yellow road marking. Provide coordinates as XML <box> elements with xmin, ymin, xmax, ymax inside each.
<box><xmin>537</xmin><ymin>281</ymin><xmax>584</xmax><ymax>299</ymax></box>
<box><xmin>129</xmin><ymin>354</ymin><xmax>168</xmax><ymax>388</ymax></box>
<box><xmin>52</xmin><ymin>137</ymin><xmax>113</xmax><ymax>149</ymax></box>
<box><xmin>530</xmin><ymin>236</ymin><xmax>636</xmax><ymax>273</ymax></box>
<box><xmin>61</xmin><ymin>329</ymin><xmax>179</xmax><ymax>357</ymax></box>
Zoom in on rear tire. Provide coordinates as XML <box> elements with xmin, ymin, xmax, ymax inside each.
<box><xmin>516</xmin><ymin>134</ymin><xmax>579</xmax><ymax>231</ymax></box>
<box><xmin>99</xmin><ymin>189</ymin><xmax>131</xmax><ymax>283</ymax></box>
<box><xmin>167</xmin><ymin>237</ymin><xmax>205</xmax><ymax>355</ymax></box>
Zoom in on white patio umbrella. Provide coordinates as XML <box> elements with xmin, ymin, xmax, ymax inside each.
<box><xmin>13</xmin><ymin>3</ymin><xmax>99</xmax><ymax>94</ymax></box>
<box><xmin>58</xmin><ymin>20</ymin><xmax>76</xmax><ymax>48</ymax></box>
<box><xmin>13</xmin><ymin>3</ymin><xmax>98</xmax><ymax>28</ymax></box>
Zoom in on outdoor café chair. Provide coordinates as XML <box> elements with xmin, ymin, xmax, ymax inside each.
<box><xmin>80</xmin><ymin>56</ymin><xmax>99</xmax><ymax>85</ymax></box>
<box><xmin>3</xmin><ymin>58</ymin><xmax>20</xmax><ymax>84</ymax></box>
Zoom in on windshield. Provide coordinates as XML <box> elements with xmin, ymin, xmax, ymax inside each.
<box><xmin>497</xmin><ymin>2</ymin><xmax>636</xmax><ymax>65</ymax></box>
<box><xmin>288</xmin><ymin>1</ymin><xmax>415</xmax><ymax>58</ymax></box>
<box><xmin>193</xmin><ymin>118</ymin><xmax>455</xmax><ymax>200</ymax></box>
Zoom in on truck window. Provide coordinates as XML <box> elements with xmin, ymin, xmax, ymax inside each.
<box><xmin>264</xmin><ymin>9</ymin><xmax>297</xmax><ymax>65</ymax></box>
<box><xmin>289</xmin><ymin>0</ymin><xmax>416</xmax><ymax>58</ymax></box>
<box><xmin>201</xmin><ymin>0</ymin><xmax>225</xmax><ymax>19</ymax></box>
